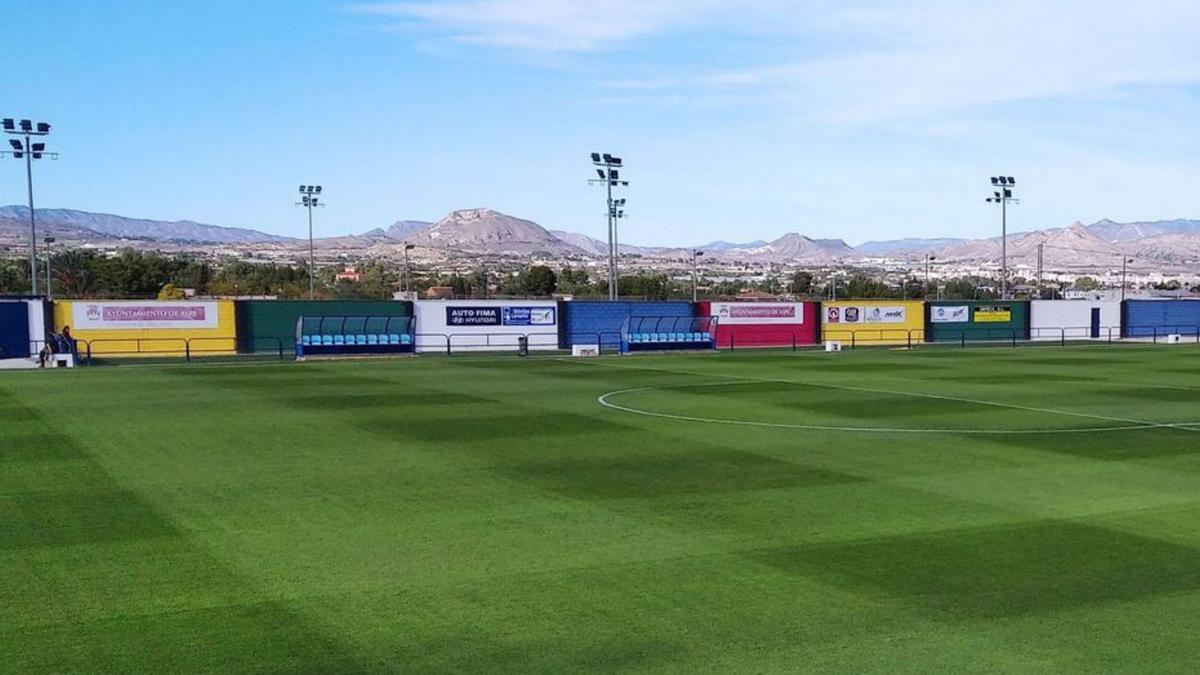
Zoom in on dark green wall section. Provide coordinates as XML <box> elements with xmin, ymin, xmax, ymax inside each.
<box><xmin>926</xmin><ymin>300</ymin><xmax>1030</xmax><ymax>342</ymax></box>
<box><xmin>235</xmin><ymin>300</ymin><xmax>413</xmax><ymax>351</ymax></box>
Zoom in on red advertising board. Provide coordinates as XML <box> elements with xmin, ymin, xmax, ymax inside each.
<box><xmin>699</xmin><ymin>302</ymin><xmax>818</xmax><ymax>348</ymax></box>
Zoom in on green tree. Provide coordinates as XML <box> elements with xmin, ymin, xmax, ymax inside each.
<box><xmin>788</xmin><ymin>271</ymin><xmax>813</xmax><ymax>295</ymax></box>
<box><xmin>519</xmin><ymin>265</ymin><xmax>557</xmax><ymax>296</ymax></box>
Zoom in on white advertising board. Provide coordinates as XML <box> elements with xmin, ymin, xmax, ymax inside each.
<box><xmin>1030</xmin><ymin>300</ymin><xmax>1121</xmax><ymax>341</ymax></box>
<box><xmin>930</xmin><ymin>305</ymin><xmax>970</xmax><ymax>323</ymax></box>
<box><xmin>824</xmin><ymin>305</ymin><xmax>907</xmax><ymax>324</ymax></box>
<box><xmin>71</xmin><ymin>301</ymin><xmax>219</xmax><ymax>330</ymax></box>
<box><xmin>709</xmin><ymin>302</ymin><xmax>805</xmax><ymax>325</ymax></box>
<box><xmin>414</xmin><ymin>300</ymin><xmax>560</xmax><ymax>352</ymax></box>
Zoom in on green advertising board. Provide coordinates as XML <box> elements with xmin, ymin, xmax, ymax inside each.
<box><xmin>926</xmin><ymin>300</ymin><xmax>1030</xmax><ymax>342</ymax></box>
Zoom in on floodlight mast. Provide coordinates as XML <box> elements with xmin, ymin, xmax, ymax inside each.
<box><xmin>296</xmin><ymin>185</ymin><xmax>324</xmax><ymax>299</ymax></box>
<box><xmin>2</xmin><ymin>118</ymin><xmax>57</xmax><ymax>295</ymax></box>
<box><xmin>986</xmin><ymin>175</ymin><xmax>1019</xmax><ymax>299</ymax></box>
<box><xmin>589</xmin><ymin>153</ymin><xmax>629</xmax><ymax>300</ymax></box>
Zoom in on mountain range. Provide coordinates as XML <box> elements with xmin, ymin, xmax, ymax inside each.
<box><xmin>4</xmin><ymin>204</ymin><xmax>1200</xmax><ymax>268</ymax></box>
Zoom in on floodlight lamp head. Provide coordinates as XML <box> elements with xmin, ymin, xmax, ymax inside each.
<box><xmin>991</xmin><ymin>177</ymin><xmax>999</xmax><ymax>185</ymax></box>
<box><xmin>590</xmin><ymin>152</ymin><xmax>601</xmax><ymax>163</ymax></box>
<box><xmin>602</xmin><ymin>153</ymin><xmax>613</xmax><ymax>163</ymax></box>
<box><xmin>405</xmin><ymin>243</ymin><xmax>415</xmax><ymax>250</ymax></box>
<box><xmin>608</xmin><ymin>169</ymin><xmax>619</xmax><ymax>180</ymax></box>
<box><xmin>596</xmin><ymin>169</ymin><xmax>605</xmax><ymax>179</ymax></box>
<box><xmin>315</xmin><ymin>186</ymin><xmax>322</xmax><ymax>194</ymax></box>
<box><xmin>299</xmin><ymin>185</ymin><xmax>305</xmax><ymax>193</ymax></box>
<box><xmin>19</xmin><ymin>119</ymin><xmax>32</xmax><ymax>131</ymax></box>
<box><xmin>8</xmin><ymin>139</ymin><xmax>22</xmax><ymax>151</ymax></box>
<box><xmin>610</xmin><ymin>156</ymin><xmax>622</xmax><ymax>166</ymax></box>
<box><xmin>36</xmin><ymin>122</ymin><xmax>50</xmax><ymax>134</ymax></box>
<box><xmin>1</xmin><ymin>118</ymin><xmax>13</xmax><ymax>131</ymax></box>
<box><xmin>1007</xmin><ymin>176</ymin><xmax>1015</xmax><ymax>184</ymax></box>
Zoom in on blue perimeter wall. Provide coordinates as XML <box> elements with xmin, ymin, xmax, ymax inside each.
<box><xmin>559</xmin><ymin>301</ymin><xmax>695</xmax><ymax>348</ymax></box>
<box><xmin>1124</xmin><ymin>300</ymin><xmax>1200</xmax><ymax>337</ymax></box>
<box><xmin>0</xmin><ymin>301</ymin><xmax>31</xmax><ymax>358</ymax></box>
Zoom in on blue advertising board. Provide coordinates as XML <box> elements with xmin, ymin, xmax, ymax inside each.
<box><xmin>502</xmin><ymin>306</ymin><xmax>556</xmax><ymax>326</ymax></box>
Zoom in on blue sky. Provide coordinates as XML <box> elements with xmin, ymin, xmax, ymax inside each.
<box><xmin>5</xmin><ymin>0</ymin><xmax>1200</xmax><ymax>245</ymax></box>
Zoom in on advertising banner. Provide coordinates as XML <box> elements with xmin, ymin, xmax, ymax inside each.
<box><xmin>710</xmin><ymin>302</ymin><xmax>803</xmax><ymax>325</ymax></box>
<box><xmin>931</xmin><ymin>305</ymin><xmax>970</xmax><ymax>323</ymax></box>
<box><xmin>446</xmin><ymin>306</ymin><xmax>501</xmax><ymax>326</ymax></box>
<box><xmin>827</xmin><ymin>305</ymin><xmax>906</xmax><ymax>324</ymax></box>
<box><xmin>502</xmin><ymin>306</ymin><xmax>556</xmax><ymax>326</ymax></box>
<box><xmin>72</xmin><ymin>302</ymin><xmax>219</xmax><ymax>330</ymax></box>
<box><xmin>975</xmin><ymin>305</ymin><xmax>1013</xmax><ymax>323</ymax></box>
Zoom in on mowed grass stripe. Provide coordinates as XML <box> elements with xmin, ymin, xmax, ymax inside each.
<box><xmin>3</xmin><ymin>346</ymin><xmax>1200</xmax><ymax>671</ymax></box>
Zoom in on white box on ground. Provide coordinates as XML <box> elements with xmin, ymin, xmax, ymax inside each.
<box><xmin>572</xmin><ymin>344</ymin><xmax>600</xmax><ymax>357</ymax></box>
<box><xmin>53</xmin><ymin>353</ymin><xmax>74</xmax><ymax>368</ymax></box>
<box><xmin>1167</xmin><ymin>334</ymin><xmax>1183</xmax><ymax>344</ymax></box>
<box><xmin>825</xmin><ymin>341</ymin><xmax>842</xmax><ymax>352</ymax></box>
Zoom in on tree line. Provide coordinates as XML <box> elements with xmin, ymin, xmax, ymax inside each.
<box><xmin>0</xmin><ymin>249</ymin><xmax>1058</xmax><ymax>301</ymax></box>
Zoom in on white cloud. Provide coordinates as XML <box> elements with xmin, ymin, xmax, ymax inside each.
<box><xmin>363</xmin><ymin>0</ymin><xmax>1200</xmax><ymax>120</ymax></box>
<box><xmin>352</xmin><ymin>0</ymin><xmax>730</xmax><ymax>51</ymax></box>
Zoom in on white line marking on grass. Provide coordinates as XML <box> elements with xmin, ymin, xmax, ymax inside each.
<box><xmin>575</xmin><ymin>359</ymin><xmax>1200</xmax><ymax>435</ymax></box>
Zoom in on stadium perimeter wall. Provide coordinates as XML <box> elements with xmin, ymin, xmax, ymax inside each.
<box><xmin>52</xmin><ymin>300</ymin><xmax>237</xmax><ymax>356</ymax></box>
<box><xmin>235</xmin><ymin>300</ymin><xmax>413</xmax><ymax>352</ymax></box>
<box><xmin>697</xmin><ymin>301</ymin><xmax>818</xmax><ymax>348</ymax></box>
<box><xmin>821</xmin><ymin>300</ymin><xmax>926</xmax><ymax>345</ymax></box>
<box><xmin>558</xmin><ymin>300</ymin><xmax>694</xmax><ymax>349</ymax></box>
<box><xmin>1031</xmin><ymin>300</ymin><xmax>1121</xmax><ymax>341</ymax></box>
<box><xmin>926</xmin><ymin>300</ymin><xmax>1030</xmax><ymax>342</ymax></box>
<box><xmin>1123</xmin><ymin>299</ymin><xmax>1200</xmax><ymax>338</ymax></box>
<box><xmin>0</xmin><ymin>299</ymin><xmax>48</xmax><ymax>359</ymax></box>
<box><xmin>414</xmin><ymin>299</ymin><xmax>559</xmax><ymax>352</ymax></box>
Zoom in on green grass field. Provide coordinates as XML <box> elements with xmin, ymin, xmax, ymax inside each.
<box><xmin>5</xmin><ymin>345</ymin><xmax>1200</xmax><ymax>672</ymax></box>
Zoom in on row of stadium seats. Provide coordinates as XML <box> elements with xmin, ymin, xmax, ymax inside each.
<box><xmin>301</xmin><ymin>334</ymin><xmax>413</xmax><ymax>346</ymax></box>
<box><xmin>627</xmin><ymin>332</ymin><xmax>711</xmax><ymax>343</ymax></box>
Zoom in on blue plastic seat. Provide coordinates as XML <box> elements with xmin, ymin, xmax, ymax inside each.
<box><xmin>400</xmin><ymin>334</ymin><xmax>413</xmax><ymax>345</ymax></box>
<box><xmin>367</xmin><ymin>335</ymin><xmax>379</xmax><ymax>345</ymax></box>
<box><xmin>301</xmin><ymin>335</ymin><xmax>312</xmax><ymax>346</ymax></box>
<box><xmin>333</xmin><ymin>335</ymin><xmax>345</xmax><ymax>345</ymax></box>
<box><xmin>319</xmin><ymin>335</ymin><xmax>331</xmax><ymax>345</ymax></box>
<box><xmin>354</xmin><ymin>335</ymin><xmax>367</xmax><ymax>345</ymax></box>
<box><xmin>387</xmin><ymin>334</ymin><xmax>400</xmax><ymax>345</ymax></box>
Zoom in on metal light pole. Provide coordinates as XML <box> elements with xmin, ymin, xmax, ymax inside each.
<box><xmin>589</xmin><ymin>153</ymin><xmax>629</xmax><ymax>300</ymax></box>
<box><xmin>43</xmin><ymin>236</ymin><xmax>55</xmax><ymax>299</ymax></box>
<box><xmin>404</xmin><ymin>243</ymin><xmax>415</xmax><ymax>294</ymax></box>
<box><xmin>296</xmin><ymin>185</ymin><xmax>323</xmax><ymax>299</ymax></box>
<box><xmin>1121</xmin><ymin>257</ymin><xmax>1133</xmax><ymax>301</ymax></box>
<box><xmin>692</xmin><ymin>249</ymin><xmax>704</xmax><ymax>302</ymax></box>
<box><xmin>986</xmin><ymin>176</ymin><xmax>1018</xmax><ymax>299</ymax></box>
<box><xmin>1036</xmin><ymin>242</ymin><xmax>1044</xmax><ymax>299</ymax></box>
<box><xmin>2</xmin><ymin>118</ymin><xmax>56</xmax><ymax>295</ymax></box>
<box><xmin>923</xmin><ymin>254</ymin><xmax>936</xmax><ymax>298</ymax></box>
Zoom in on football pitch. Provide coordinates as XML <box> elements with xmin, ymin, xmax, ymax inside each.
<box><xmin>6</xmin><ymin>345</ymin><xmax>1200</xmax><ymax>672</ymax></box>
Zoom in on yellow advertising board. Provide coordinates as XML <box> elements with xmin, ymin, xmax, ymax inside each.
<box><xmin>974</xmin><ymin>306</ymin><xmax>1012</xmax><ymax>323</ymax></box>
<box><xmin>820</xmin><ymin>300</ymin><xmax>926</xmax><ymax>345</ymax></box>
<box><xmin>52</xmin><ymin>300</ymin><xmax>237</xmax><ymax>356</ymax></box>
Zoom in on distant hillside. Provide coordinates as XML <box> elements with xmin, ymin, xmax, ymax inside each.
<box><xmin>856</xmin><ymin>238</ymin><xmax>966</xmax><ymax>255</ymax></box>
<box><xmin>406</xmin><ymin>208</ymin><xmax>583</xmax><ymax>255</ymax></box>
<box><xmin>0</xmin><ymin>206</ymin><xmax>291</xmax><ymax>244</ymax></box>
